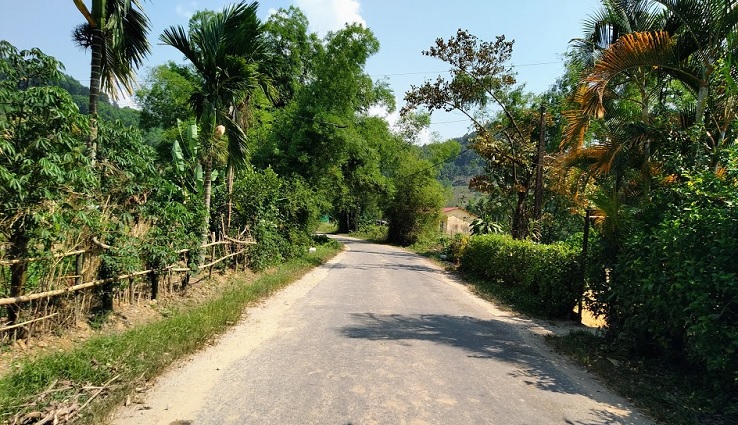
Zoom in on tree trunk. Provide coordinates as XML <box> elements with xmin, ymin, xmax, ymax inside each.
<box><xmin>88</xmin><ymin>25</ymin><xmax>103</xmax><ymax>164</ymax></box>
<box><xmin>511</xmin><ymin>190</ymin><xmax>528</xmax><ymax>240</ymax></box>
<box><xmin>201</xmin><ymin>158</ymin><xmax>213</xmax><ymax>263</ymax></box>
<box><xmin>7</xmin><ymin>261</ymin><xmax>27</xmax><ymax>324</ymax></box>
<box><xmin>639</xmin><ymin>76</ymin><xmax>651</xmax><ymax>194</ymax></box>
<box><xmin>226</xmin><ymin>163</ymin><xmax>234</xmax><ymax>234</ymax></box>
<box><xmin>6</xmin><ymin>231</ymin><xmax>29</xmax><ymax>337</ymax></box>
<box><xmin>533</xmin><ymin>106</ymin><xmax>546</xmax><ymax>221</ymax></box>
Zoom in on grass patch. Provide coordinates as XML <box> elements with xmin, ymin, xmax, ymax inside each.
<box><xmin>547</xmin><ymin>330</ymin><xmax>738</xmax><ymax>425</ymax></box>
<box><xmin>0</xmin><ymin>243</ymin><xmax>341</xmax><ymax>424</ymax></box>
<box><xmin>314</xmin><ymin>221</ymin><xmax>338</xmax><ymax>234</ymax></box>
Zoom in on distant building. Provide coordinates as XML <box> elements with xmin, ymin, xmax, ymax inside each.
<box><xmin>440</xmin><ymin>207</ymin><xmax>478</xmax><ymax>236</ymax></box>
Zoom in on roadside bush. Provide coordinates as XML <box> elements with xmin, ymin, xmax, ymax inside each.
<box><xmin>609</xmin><ymin>163</ymin><xmax>738</xmax><ymax>394</ymax></box>
<box><xmin>460</xmin><ymin>234</ymin><xmax>580</xmax><ymax>318</ymax></box>
<box><xmin>442</xmin><ymin>233</ymin><xmax>470</xmax><ymax>264</ymax></box>
<box><xmin>350</xmin><ymin>223</ymin><xmax>388</xmax><ymax>241</ymax></box>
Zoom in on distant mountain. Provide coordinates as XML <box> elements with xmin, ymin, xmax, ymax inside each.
<box><xmin>421</xmin><ymin>134</ymin><xmax>486</xmax><ymax>207</ymax></box>
<box><xmin>57</xmin><ymin>74</ymin><xmax>140</xmax><ymax>127</ymax></box>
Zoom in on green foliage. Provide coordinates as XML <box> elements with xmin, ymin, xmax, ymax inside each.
<box><xmin>443</xmin><ymin>233</ymin><xmax>470</xmax><ymax>264</ymax></box>
<box><xmin>135</xmin><ymin>62</ymin><xmax>198</xmax><ymax>130</ymax></box>
<box><xmin>386</xmin><ymin>152</ymin><xmax>445</xmax><ymax>246</ymax></box>
<box><xmin>142</xmin><ymin>198</ymin><xmax>204</xmax><ymax>271</ymax></box>
<box><xmin>601</xmin><ymin>152</ymin><xmax>738</xmax><ymax>394</ymax></box>
<box><xmin>460</xmin><ymin>234</ymin><xmax>580</xmax><ymax>318</ymax></box>
<box><xmin>0</xmin><ymin>41</ymin><xmax>96</xmax><ymax>254</ymax></box>
<box><xmin>350</xmin><ymin>223</ymin><xmax>389</xmax><ymax>242</ymax></box>
<box><xmin>232</xmin><ymin>167</ymin><xmax>321</xmax><ymax>271</ymax></box>
<box><xmin>469</xmin><ymin>217</ymin><xmax>503</xmax><ymax>235</ymax></box>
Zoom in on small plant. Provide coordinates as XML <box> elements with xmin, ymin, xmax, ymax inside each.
<box><xmin>470</xmin><ymin>218</ymin><xmax>503</xmax><ymax>235</ymax></box>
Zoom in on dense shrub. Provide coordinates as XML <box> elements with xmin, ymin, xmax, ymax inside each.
<box><xmin>442</xmin><ymin>233</ymin><xmax>470</xmax><ymax>264</ymax></box>
<box><xmin>460</xmin><ymin>234</ymin><xmax>580</xmax><ymax>318</ymax></box>
<box><xmin>608</xmin><ymin>163</ymin><xmax>738</xmax><ymax>394</ymax></box>
<box><xmin>233</xmin><ymin>167</ymin><xmax>323</xmax><ymax>271</ymax></box>
<box><xmin>386</xmin><ymin>156</ymin><xmax>445</xmax><ymax>247</ymax></box>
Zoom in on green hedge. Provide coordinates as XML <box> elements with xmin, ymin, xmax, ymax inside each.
<box><xmin>610</xmin><ymin>168</ymin><xmax>738</xmax><ymax>394</ymax></box>
<box><xmin>460</xmin><ymin>234</ymin><xmax>580</xmax><ymax>319</ymax></box>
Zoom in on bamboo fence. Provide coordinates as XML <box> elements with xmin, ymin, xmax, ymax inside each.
<box><xmin>0</xmin><ymin>234</ymin><xmax>255</xmax><ymax>336</ymax></box>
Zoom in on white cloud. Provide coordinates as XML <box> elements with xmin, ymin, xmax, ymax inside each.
<box><xmin>295</xmin><ymin>0</ymin><xmax>365</xmax><ymax>36</ymax></box>
<box><xmin>368</xmin><ymin>103</ymin><xmax>434</xmax><ymax>146</ymax></box>
<box><xmin>175</xmin><ymin>2</ymin><xmax>199</xmax><ymax>20</ymax></box>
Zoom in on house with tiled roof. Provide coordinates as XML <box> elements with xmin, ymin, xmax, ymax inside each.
<box><xmin>440</xmin><ymin>207</ymin><xmax>478</xmax><ymax>236</ymax></box>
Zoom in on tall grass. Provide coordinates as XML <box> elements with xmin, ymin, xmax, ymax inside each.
<box><xmin>0</xmin><ymin>244</ymin><xmax>341</xmax><ymax>424</ymax></box>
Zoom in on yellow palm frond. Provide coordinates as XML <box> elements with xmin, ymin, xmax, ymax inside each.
<box><xmin>582</xmin><ymin>31</ymin><xmax>676</xmax><ymax>118</ymax></box>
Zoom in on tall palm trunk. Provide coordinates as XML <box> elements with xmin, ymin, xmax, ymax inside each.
<box><xmin>639</xmin><ymin>73</ymin><xmax>651</xmax><ymax>193</ymax></box>
<box><xmin>226</xmin><ymin>163</ymin><xmax>234</xmax><ymax>232</ymax></box>
<box><xmin>201</xmin><ymin>157</ymin><xmax>214</xmax><ymax>263</ymax></box>
<box><xmin>88</xmin><ymin>26</ymin><xmax>103</xmax><ymax>163</ymax></box>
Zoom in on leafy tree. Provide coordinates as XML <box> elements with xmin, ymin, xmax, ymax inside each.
<box><xmin>266</xmin><ymin>23</ymin><xmax>394</xmax><ymax>232</ymax></box>
<box><xmin>72</xmin><ymin>0</ymin><xmax>151</xmax><ymax>162</ymax></box>
<box><xmin>263</xmin><ymin>6</ymin><xmax>320</xmax><ymax>106</ymax></box>
<box><xmin>0</xmin><ymin>41</ymin><xmax>96</xmax><ymax>325</ymax></box>
<box><xmin>386</xmin><ymin>151</ymin><xmax>445</xmax><ymax>246</ymax></box>
<box><xmin>135</xmin><ymin>62</ymin><xmax>198</xmax><ymax>131</ymax></box>
<box><xmin>403</xmin><ymin>30</ymin><xmax>546</xmax><ymax>239</ymax></box>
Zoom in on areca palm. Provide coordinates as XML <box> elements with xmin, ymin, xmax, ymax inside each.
<box><xmin>160</xmin><ymin>1</ymin><xmax>273</xmax><ymax>246</ymax></box>
<box><xmin>72</xmin><ymin>0</ymin><xmax>150</xmax><ymax>162</ymax></box>
<box><xmin>563</xmin><ymin>0</ymin><xmax>738</xmax><ymax>179</ymax></box>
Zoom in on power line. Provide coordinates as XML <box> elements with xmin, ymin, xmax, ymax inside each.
<box><xmin>429</xmin><ymin>119</ymin><xmax>470</xmax><ymax>125</ymax></box>
<box><xmin>69</xmin><ymin>59</ymin><xmax>565</xmax><ymax>83</ymax></box>
<box><xmin>369</xmin><ymin>60</ymin><xmax>563</xmax><ymax>78</ymax></box>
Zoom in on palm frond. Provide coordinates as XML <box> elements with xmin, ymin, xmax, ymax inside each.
<box><xmin>99</xmin><ymin>0</ymin><xmax>151</xmax><ymax>98</ymax></box>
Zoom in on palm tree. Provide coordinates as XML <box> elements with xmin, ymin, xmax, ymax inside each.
<box><xmin>72</xmin><ymin>0</ymin><xmax>150</xmax><ymax>162</ymax></box>
<box><xmin>562</xmin><ymin>0</ymin><xmax>738</xmax><ymax>198</ymax></box>
<box><xmin>565</xmin><ymin>1</ymin><xmax>668</xmax><ymax>190</ymax></box>
<box><xmin>160</xmin><ymin>1</ymin><xmax>273</xmax><ymax>248</ymax></box>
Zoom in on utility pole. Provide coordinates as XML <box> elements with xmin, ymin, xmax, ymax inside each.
<box><xmin>533</xmin><ymin>105</ymin><xmax>546</xmax><ymax>221</ymax></box>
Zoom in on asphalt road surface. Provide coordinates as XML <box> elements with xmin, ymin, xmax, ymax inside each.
<box><xmin>112</xmin><ymin>236</ymin><xmax>653</xmax><ymax>425</ymax></box>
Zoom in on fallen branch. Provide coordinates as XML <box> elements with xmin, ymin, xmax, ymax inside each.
<box><xmin>0</xmin><ymin>313</ymin><xmax>59</xmax><ymax>332</ymax></box>
<box><xmin>0</xmin><ymin>249</ymin><xmax>89</xmax><ymax>266</ymax></box>
<box><xmin>0</xmin><ymin>271</ymin><xmax>152</xmax><ymax>306</ymax></box>
<box><xmin>69</xmin><ymin>374</ymin><xmax>120</xmax><ymax>423</ymax></box>
<box><xmin>90</xmin><ymin>237</ymin><xmax>111</xmax><ymax>250</ymax></box>
<box><xmin>198</xmin><ymin>248</ymin><xmax>247</xmax><ymax>270</ymax></box>
<box><xmin>223</xmin><ymin>234</ymin><xmax>256</xmax><ymax>245</ymax></box>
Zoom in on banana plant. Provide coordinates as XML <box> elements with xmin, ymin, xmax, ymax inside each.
<box><xmin>171</xmin><ymin>119</ymin><xmax>218</xmax><ymax>198</ymax></box>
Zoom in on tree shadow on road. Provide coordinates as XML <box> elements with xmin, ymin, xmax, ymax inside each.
<box><xmin>340</xmin><ymin>313</ymin><xmax>580</xmax><ymax>392</ymax></box>
<box><xmin>339</xmin><ymin>313</ymin><xmax>649</xmax><ymax>424</ymax></box>
<box><xmin>329</xmin><ymin>262</ymin><xmax>440</xmax><ymax>273</ymax></box>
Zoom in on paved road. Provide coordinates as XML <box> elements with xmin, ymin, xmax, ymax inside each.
<box><xmin>112</xmin><ymin>237</ymin><xmax>653</xmax><ymax>425</ymax></box>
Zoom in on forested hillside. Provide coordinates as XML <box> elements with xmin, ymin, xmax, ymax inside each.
<box><xmin>56</xmin><ymin>74</ymin><xmax>139</xmax><ymax>127</ymax></box>
<box><xmin>419</xmin><ymin>135</ymin><xmax>485</xmax><ymax>207</ymax></box>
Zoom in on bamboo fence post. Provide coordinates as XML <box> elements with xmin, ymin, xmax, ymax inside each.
<box><xmin>167</xmin><ymin>269</ymin><xmax>173</xmax><ymax>294</ymax></box>
<box><xmin>209</xmin><ymin>232</ymin><xmax>216</xmax><ymax>280</ymax></box>
<box><xmin>128</xmin><ymin>277</ymin><xmax>135</xmax><ymax>305</ymax></box>
<box><xmin>181</xmin><ymin>251</ymin><xmax>190</xmax><ymax>291</ymax></box>
<box><xmin>75</xmin><ymin>253</ymin><xmax>84</xmax><ymax>323</ymax></box>
<box><xmin>150</xmin><ymin>271</ymin><xmax>159</xmax><ymax>300</ymax></box>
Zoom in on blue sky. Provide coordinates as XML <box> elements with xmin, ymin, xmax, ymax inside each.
<box><xmin>0</xmin><ymin>0</ymin><xmax>600</xmax><ymax>141</ymax></box>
